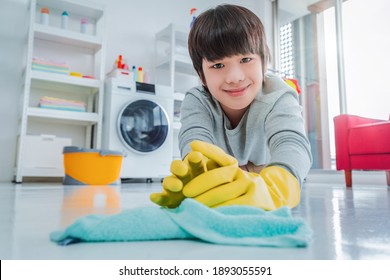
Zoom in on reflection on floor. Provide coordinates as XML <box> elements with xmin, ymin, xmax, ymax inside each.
<box><xmin>1</xmin><ymin>170</ymin><xmax>389</xmax><ymax>260</ymax></box>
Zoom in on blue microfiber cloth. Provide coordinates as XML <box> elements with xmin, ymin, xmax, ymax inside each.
<box><xmin>50</xmin><ymin>198</ymin><xmax>312</xmax><ymax>247</ymax></box>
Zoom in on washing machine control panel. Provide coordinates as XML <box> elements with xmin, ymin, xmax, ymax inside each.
<box><xmin>107</xmin><ymin>78</ymin><xmax>173</xmax><ymax>99</ymax></box>
<box><xmin>136</xmin><ymin>82</ymin><xmax>155</xmax><ymax>94</ymax></box>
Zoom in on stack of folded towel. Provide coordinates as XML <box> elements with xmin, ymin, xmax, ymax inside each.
<box><xmin>39</xmin><ymin>96</ymin><xmax>86</xmax><ymax>112</ymax></box>
<box><xmin>32</xmin><ymin>57</ymin><xmax>70</xmax><ymax>75</ymax></box>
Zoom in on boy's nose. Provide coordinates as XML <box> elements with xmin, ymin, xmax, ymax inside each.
<box><xmin>225</xmin><ymin>67</ymin><xmax>245</xmax><ymax>84</ymax></box>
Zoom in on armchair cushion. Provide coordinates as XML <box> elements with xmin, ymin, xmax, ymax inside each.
<box><xmin>349</xmin><ymin>122</ymin><xmax>390</xmax><ymax>155</ymax></box>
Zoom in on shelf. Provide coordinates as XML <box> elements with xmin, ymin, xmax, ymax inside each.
<box><xmin>22</xmin><ymin>167</ymin><xmax>64</xmax><ymax>177</ymax></box>
<box><xmin>37</xmin><ymin>0</ymin><xmax>104</xmax><ymax>19</ymax></box>
<box><xmin>30</xmin><ymin>70</ymin><xmax>101</xmax><ymax>95</ymax></box>
<box><xmin>15</xmin><ymin>0</ymin><xmax>106</xmax><ymax>182</ymax></box>
<box><xmin>27</xmin><ymin>107</ymin><xmax>98</xmax><ymax>125</ymax></box>
<box><xmin>155</xmin><ymin>23</ymin><xmax>198</xmax><ymax>161</ymax></box>
<box><xmin>31</xmin><ymin>70</ymin><xmax>100</xmax><ymax>89</ymax></box>
<box><xmin>34</xmin><ymin>24</ymin><xmax>102</xmax><ymax>50</ymax></box>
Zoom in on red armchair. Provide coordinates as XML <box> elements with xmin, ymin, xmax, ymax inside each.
<box><xmin>334</xmin><ymin>114</ymin><xmax>390</xmax><ymax>187</ymax></box>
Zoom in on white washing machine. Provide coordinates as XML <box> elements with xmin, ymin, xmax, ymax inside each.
<box><xmin>103</xmin><ymin>77</ymin><xmax>173</xmax><ymax>179</ymax></box>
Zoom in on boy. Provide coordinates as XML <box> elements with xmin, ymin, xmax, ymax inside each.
<box><xmin>151</xmin><ymin>4</ymin><xmax>312</xmax><ymax>209</ymax></box>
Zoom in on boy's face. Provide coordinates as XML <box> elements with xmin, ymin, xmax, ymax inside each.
<box><xmin>202</xmin><ymin>53</ymin><xmax>263</xmax><ymax>115</ymax></box>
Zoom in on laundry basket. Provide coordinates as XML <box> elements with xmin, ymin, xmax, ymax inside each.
<box><xmin>63</xmin><ymin>146</ymin><xmax>124</xmax><ymax>185</ymax></box>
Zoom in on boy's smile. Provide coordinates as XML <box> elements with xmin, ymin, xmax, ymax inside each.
<box><xmin>223</xmin><ymin>85</ymin><xmax>250</xmax><ymax>97</ymax></box>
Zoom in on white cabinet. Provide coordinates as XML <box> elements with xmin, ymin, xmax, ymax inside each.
<box><xmin>15</xmin><ymin>0</ymin><xmax>106</xmax><ymax>182</ymax></box>
<box><xmin>155</xmin><ymin>24</ymin><xmax>199</xmax><ymax>159</ymax></box>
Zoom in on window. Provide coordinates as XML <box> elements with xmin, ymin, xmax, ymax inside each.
<box><xmin>324</xmin><ymin>0</ymin><xmax>390</xmax><ymax>163</ymax></box>
<box><xmin>280</xmin><ymin>23</ymin><xmax>294</xmax><ymax>78</ymax></box>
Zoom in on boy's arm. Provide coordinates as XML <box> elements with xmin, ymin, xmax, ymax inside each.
<box><xmin>178</xmin><ymin>88</ymin><xmax>218</xmax><ymax>158</ymax></box>
<box><xmin>264</xmin><ymin>91</ymin><xmax>312</xmax><ymax>186</ymax></box>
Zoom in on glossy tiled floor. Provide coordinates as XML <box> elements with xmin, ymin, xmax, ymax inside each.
<box><xmin>1</xmin><ymin>170</ymin><xmax>389</xmax><ymax>260</ymax></box>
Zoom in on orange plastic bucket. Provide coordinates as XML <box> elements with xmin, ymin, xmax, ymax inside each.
<box><xmin>63</xmin><ymin>146</ymin><xmax>123</xmax><ymax>185</ymax></box>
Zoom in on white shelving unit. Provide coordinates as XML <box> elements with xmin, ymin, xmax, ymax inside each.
<box><xmin>155</xmin><ymin>23</ymin><xmax>199</xmax><ymax>159</ymax></box>
<box><xmin>14</xmin><ymin>0</ymin><xmax>106</xmax><ymax>182</ymax></box>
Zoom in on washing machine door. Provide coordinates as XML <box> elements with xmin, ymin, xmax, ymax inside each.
<box><xmin>118</xmin><ymin>99</ymin><xmax>169</xmax><ymax>153</ymax></box>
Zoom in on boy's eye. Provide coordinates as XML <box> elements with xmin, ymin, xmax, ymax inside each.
<box><xmin>241</xmin><ymin>57</ymin><xmax>252</xmax><ymax>63</ymax></box>
<box><xmin>211</xmin><ymin>63</ymin><xmax>224</xmax><ymax>69</ymax></box>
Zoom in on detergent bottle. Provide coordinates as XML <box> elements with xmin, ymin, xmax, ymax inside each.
<box><xmin>40</xmin><ymin>7</ymin><xmax>49</xmax><ymax>25</ymax></box>
<box><xmin>61</xmin><ymin>11</ymin><xmax>69</xmax><ymax>29</ymax></box>
<box><xmin>80</xmin><ymin>18</ymin><xmax>89</xmax><ymax>34</ymax></box>
<box><xmin>132</xmin><ymin>65</ymin><xmax>137</xmax><ymax>82</ymax></box>
<box><xmin>137</xmin><ymin>67</ymin><xmax>143</xmax><ymax>83</ymax></box>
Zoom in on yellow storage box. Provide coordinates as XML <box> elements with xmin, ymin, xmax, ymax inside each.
<box><xmin>63</xmin><ymin>146</ymin><xmax>124</xmax><ymax>185</ymax></box>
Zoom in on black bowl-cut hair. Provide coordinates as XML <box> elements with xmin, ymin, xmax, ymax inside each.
<box><xmin>188</xmin><ymin>4</ymin><xmax>270</xmax><ymax>86</ymax></box>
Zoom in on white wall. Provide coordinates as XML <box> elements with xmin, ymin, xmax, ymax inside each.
<box><xmin>0</xmin><ymin>0</ymin><xmax>30</xmax><ymax>182</ymax></box>
<box><xmin>0</xmin><ymin>0</ymin><xmax>271</xmax><ymax>182</ymax></box>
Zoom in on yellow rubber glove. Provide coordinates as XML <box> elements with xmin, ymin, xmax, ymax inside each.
<box><xmin>183</xmin><ymin>141</ymin><xmax>301</xmax><ymax>210</ymax></box>
<box><xmin>150</xmin><ymin>151</ymin><xmax>205</xmax><ymax>208</ymax></box>
<box><xmin>150</xmin><ymin>141</ymin><xmax>237</xmax><ymax>208</ymax></box>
